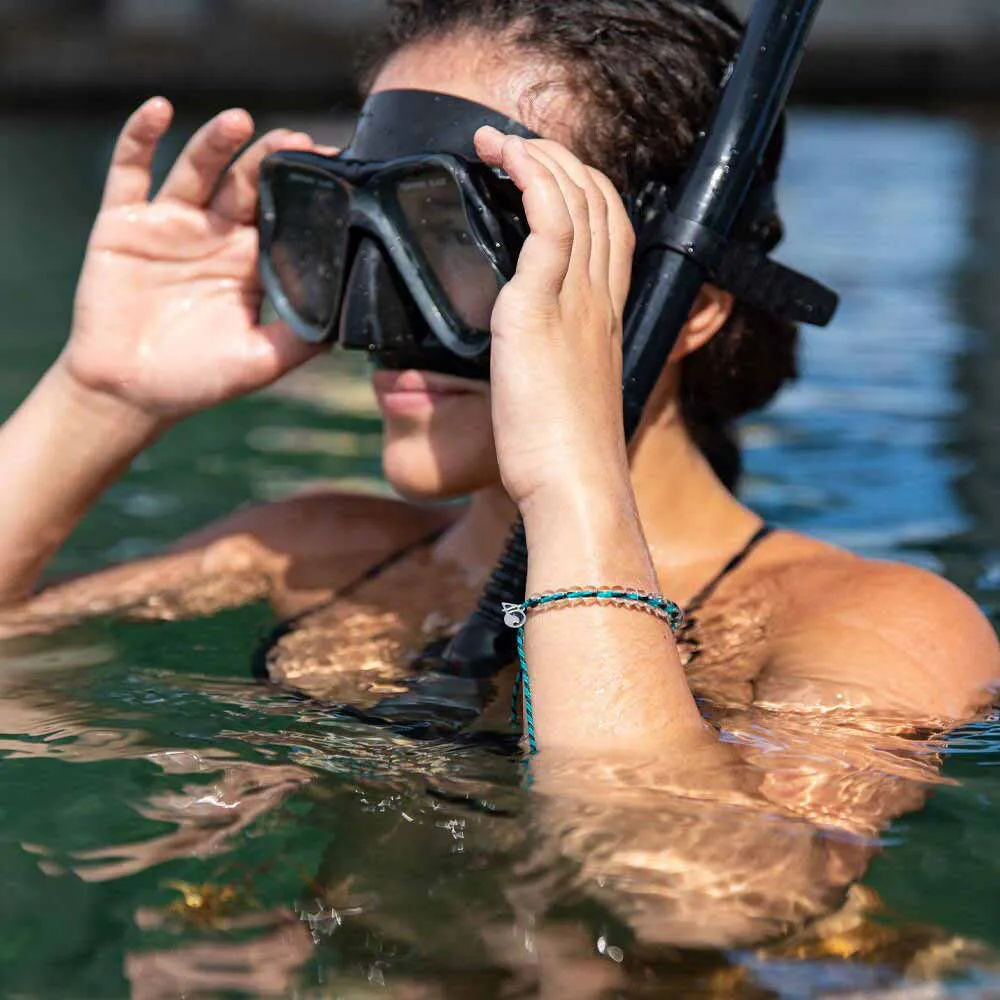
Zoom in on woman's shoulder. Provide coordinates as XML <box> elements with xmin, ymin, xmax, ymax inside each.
<box><xmin>174</xmin><ymin>487</ymin><xmax>454</xmax><ymax>553</ymax></box>
<box><xmin>748</xmin><ymin>530</ymin><xmax>1000</xmax><ymax>723</ymax></box>
<box><xmin>170</xmin><ymin>488</ymin><xmax>458</xmax><ymax>616</ymax></box>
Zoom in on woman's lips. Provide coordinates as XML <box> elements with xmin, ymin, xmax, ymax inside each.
<box><xmin>372</xmin><ymin>369</ymin><xmax>481</xmax><ymax>415</ymax></box>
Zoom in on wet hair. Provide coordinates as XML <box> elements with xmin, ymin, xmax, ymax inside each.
<box><xmin>372</xmin><ymin>0</ymin><xmax>799</xmax><ymax>491</ymax></box>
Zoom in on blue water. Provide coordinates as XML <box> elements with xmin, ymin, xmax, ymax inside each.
<box><xmin>1</xmin><ymin>108</ymin><xmax>1000</xmax><ymax>998</ymax></box>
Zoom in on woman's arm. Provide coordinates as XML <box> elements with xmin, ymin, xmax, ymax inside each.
<box><xmin>475</xmin><ymin>126</ymin><xmax>1000</xmax><ymax>755</ymax></box>
<box><xmin>475</xmin><ymin>127</ymin><xmax>731</xmax><ymax>756</ymax></box>
<box><xmin>0</xmin><ymin>365</ymin><xmax>159</xmax><ymax>606</ymax></box>
<box><xmin>474</xmin><ymin>127</ymin><xmax>999</xmax><ymax>945</ymax></box>
<box><xmin>0</xmin><ymin>99</ymin><xmax>321</xmax><ymax>614</ymax></box>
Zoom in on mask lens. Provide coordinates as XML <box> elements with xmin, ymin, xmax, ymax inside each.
<box><xmin>267</xmin><ymin>166</ymin><xmax>350</xmax><ymax>337</ymax></box>
<box><xmin>394</xmin><ymin>167</ymin><xmax>501</xmax><ymax>333</ymax></box>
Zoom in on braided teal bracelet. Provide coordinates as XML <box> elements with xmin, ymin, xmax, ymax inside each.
<box><xmin>503</xmin><ymin>588</ymin><xmax>685</xmax><ymax>753</ymax></box>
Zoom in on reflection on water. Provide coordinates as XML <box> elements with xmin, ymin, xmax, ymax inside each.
<box><xmin>1</xmin><ymin>109</ymin><xmax>1000</xmax><ymax>997</ymax></box>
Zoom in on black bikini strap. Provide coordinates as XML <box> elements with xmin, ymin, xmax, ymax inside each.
<box><xmin>684</xmin><ymin>523</ymin><xmax>774</xmax><ymax>617</ymax></box>
<box><xmin>336</xmin><ymin>524</ymin><xmax>449</xmax><ymax>601</ymax></box>
<box><xmin>251</xmin><ymin>524</ymin><xmax>448</xmax><ymax>681</ymax></box>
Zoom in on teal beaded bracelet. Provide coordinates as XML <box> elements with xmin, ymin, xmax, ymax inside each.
<box><xmin>503</xmin><ymin>588</ymin><xmax>685</xmax><ymax>753</ymax></box>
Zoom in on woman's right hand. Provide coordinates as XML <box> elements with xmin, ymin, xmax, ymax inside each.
<box><xmin>63</xmin><ymin>97</ymin><xmax>322</xmax><ymax>427</ymax></box>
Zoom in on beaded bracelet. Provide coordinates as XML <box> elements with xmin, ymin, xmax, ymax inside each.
<box><xmin>503</xmin><ymin>588</ymin><xmax>685</xmax><ymax>753</ymax></box>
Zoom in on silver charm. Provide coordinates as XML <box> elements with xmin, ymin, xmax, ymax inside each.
<box><xmin>502</xmin><ymin>603</ymin><xmax>527</xmax><ymax>629</ymax></box>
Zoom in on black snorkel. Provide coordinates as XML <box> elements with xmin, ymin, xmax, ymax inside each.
<box><xmin>358</xmin><ymin>0</ymin><xmax>835</xmax><ymax>732</ymax></box>
<box><xmin>620</xmin><ymin>0</ymin><xmax>834</xmax><ymax>437</ymax></box>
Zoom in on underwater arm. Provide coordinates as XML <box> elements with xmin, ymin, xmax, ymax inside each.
<box><xmin>512</xmin><ymin>483</ymin><xmax>983</xmax><ymax>944</ymax></box>
<box><xmin>0</xmin><ymin>100</ymin><xmax>321</xmax><ymax>622</ymax></box>
<box><xmin>517</xmin><ymin>511</ymin><xmax>993</xmax><ymax>946</ymax></box>
<box><xmin>518</xmin><ymin>582</ymin><xmax>993</xmax><ymax>948</ymax></box>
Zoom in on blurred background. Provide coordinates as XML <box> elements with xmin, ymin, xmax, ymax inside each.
<box><xmin>1</xmin><ymin>0</ymin><xmax>999</xmax><ymax>106</ymax></box>
<box><xmin>0</xmin><ymin>1</ymin><xmax>999</xmax><ymax>572</ymax></box>
<box><xmin>0</xmin><ymin>0</ymin><xmax>999</xmax><ymax>555</ymax></box>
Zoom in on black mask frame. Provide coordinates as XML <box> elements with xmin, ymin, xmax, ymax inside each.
<box><xmin>258</xmin><ymin>151</ymin><xmax>526</xmax><ymax>361</ymax></box>
<box><xmin>259</xmin><ymin>87</ymin><xmax>836</xmax><ymax>389</ymax></box>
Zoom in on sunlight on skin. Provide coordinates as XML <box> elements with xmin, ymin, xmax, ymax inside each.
<box><xmin>0</xmin><ymin>27</ymin><xmax>996</xmax><ymax>984</ymax></box>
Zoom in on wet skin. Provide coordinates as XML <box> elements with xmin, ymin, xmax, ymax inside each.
<box><xmin>0</xmin><ymin>30</ymin><xmax>997</xmax><ymax>954</ymax></box>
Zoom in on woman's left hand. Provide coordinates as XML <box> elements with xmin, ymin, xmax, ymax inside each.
<box><xmin>473</xmin><ymin>128</ymin><xmax>636</xmax><ymax>515</ymax></box>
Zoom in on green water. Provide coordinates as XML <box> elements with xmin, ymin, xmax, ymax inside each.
<box><xmin>2</xmin><ymin>109</ymin><xmax>1000</xmax><ymax>998</ymax></box>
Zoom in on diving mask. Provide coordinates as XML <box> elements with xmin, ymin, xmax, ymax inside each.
<box><xmin>258</xmin><ymin>90</ymin><xmax>535</xmax><ymax>379</ymax></box>
<box><xmin>258</xmin><ymin>88</ymin><xmax>837</xmax><ymax>379</ymax></box>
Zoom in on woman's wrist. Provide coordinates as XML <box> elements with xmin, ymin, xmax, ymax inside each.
<box><xmin>47</xmin><ymin>356</ymin><xmax>167</xmax><ymax>449</ymax></box>
<box><xmin>517</xmin><ymin>449</ymin><xmax>635</xmax><ymax>528</ymax></box>
<box><xmin>0</xmin><ymin>366</ymin><xmax>155</xmax><ymax>604</ymax></box>
<box><xmin>520</xmin><ymin>468</ymin><xmax>656</xmax><ymax>590</ymax></box>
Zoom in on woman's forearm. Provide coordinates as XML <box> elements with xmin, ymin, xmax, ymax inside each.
<box><xmin>0</xmin><ymin>104</ymin><xmax>326</xmax><ymax>609</ymax></box>
<box><xmin>0</xmin><ymin>361</ymin><xmax>160</xmax><ymax>605</ymax></box>
<box><xmin>520</xmin><ymin>476</ymin><xmax>715</xmax><ymax>753</ymax></box>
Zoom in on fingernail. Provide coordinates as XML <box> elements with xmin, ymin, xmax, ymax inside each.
<box><xmin>475</xmin><ymin>125</ymin><xmax>501</xmax><ymax>139</ymax></box>
<box><xmin>221</xmin><ymin>108</ymin><xmax>251</xmax><ymax>127</ymax></box>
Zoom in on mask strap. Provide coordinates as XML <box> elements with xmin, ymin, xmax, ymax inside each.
<box><xmin>343</xmin><ymin>89</ymin><xmax>539</xmax><ymax>162</ymax></box>
<box><xmin>632</xmin><ymin>179</ymin><xmax>837</xmax><ymax>327</ymax></box>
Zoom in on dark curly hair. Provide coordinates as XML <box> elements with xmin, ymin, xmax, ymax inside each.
<box><xmin>370</xmin><ymin>0</ymin><xmax>799</xmax><ymax>491</ymax></box>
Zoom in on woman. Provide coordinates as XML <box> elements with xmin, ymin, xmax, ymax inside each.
<box><xmin>0</xmin><ymin>0</ymin><xmax>997</xmax><ymax>938</ymax></box>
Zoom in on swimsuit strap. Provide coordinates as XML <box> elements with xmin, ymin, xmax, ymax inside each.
<box><xmin>255</xmin><ymin>521</ymin><xmax>772</xmax><ymax>680</ymax></box>
<box><xmin>683</xmin><ymin>523</ymin><xmax>774</xmax><ymax>617</ymax></box>
<box><xmin>336</xmin><ymin>524</ymin><xmax>449</xmax><ymax>601</ymax></box>
<box><xmin>251</xmin><ymin>524</ymin><xmax>448</xmax><ymax>681</ymax></box>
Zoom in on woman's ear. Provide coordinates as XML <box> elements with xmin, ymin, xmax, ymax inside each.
<box><xmin>668</xmin><ymin>284</ymin><xmax>735</xmax><ymax>361</ymax></box>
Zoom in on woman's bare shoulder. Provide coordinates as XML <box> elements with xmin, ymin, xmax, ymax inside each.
<box><xmin>0</xmin><ymin>490</ymin><xmax>456</xmax><ymax>637</ymax></box>
<box><xmin>749</xmin><ymin>530</ymin><xmax>1000</xmax><ymax>723</ymax></box>
<box><xmin>168</xmin><ymin>488</ymin><xmax>459</xmax><ymax>615</ymax></box>
<box><xmin>172</xmin><ymin>488</ymin><xmax>455</xmax><ymax>562</ymax></box>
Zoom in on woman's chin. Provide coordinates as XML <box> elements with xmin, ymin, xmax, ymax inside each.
<box><xmin>381</xmin><ymin>431</ymin><xmax>499</xmax><ymax>501</ymax></box>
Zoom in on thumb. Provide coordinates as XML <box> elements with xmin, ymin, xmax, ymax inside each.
<box><xmin>239</xmin><ymin>320</ymin><xmax>326</xmax><ymax>389</ymax></box>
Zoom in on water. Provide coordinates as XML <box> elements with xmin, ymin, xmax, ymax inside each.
<box><xmin>1</xmin><ymin>108</ymin><xmax>1000</xmax><ymax>997</ymax></box>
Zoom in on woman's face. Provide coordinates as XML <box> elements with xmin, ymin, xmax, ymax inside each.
<box><xmin>366</xmin><ymin>34</ymin><xmax>576</xmax><ymax>501</ymax></box>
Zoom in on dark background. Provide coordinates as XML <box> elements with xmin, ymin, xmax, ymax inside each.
<box><xmin>1</xmin><ymin>0</ymin><xmax>999</xmax><ymax>109</ymax></box>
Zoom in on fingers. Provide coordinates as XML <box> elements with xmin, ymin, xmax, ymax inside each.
<box><xmin>101</xmin><ymin>97</ymin><xmax>174</xmax><ymax>210</ymax></box>
<box><xmin>475</xmin><ymin>127</ymin><xmax>630</xmax><ymax>310</ymax></box>
<box><xmin>526</xmin><ymin>141</ymin><xmax>611</xmax><ymax>292</ymax></box>
<box><xmin>476</xmin><ymin>127</ymin><xmax>576</xmax><ymax>298</ymax></box>
<box><xmin>587</xmin><ymin>169</ymin><xmax>636</xmax><ymax>315</ymax></box>
<box><xmin>212</xmin><ymin>129</ymin><xmax>319</xmax><ymax>224</ymax></box>
<box><xmin>519</xmin><ymin>140</ymin><xmax>594</xmax><ymax>283</ymax></box>
<box><xmin>156</xmin><ymin>108</ymin><xmax>255</xmax><ymax>208</ymax></box>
